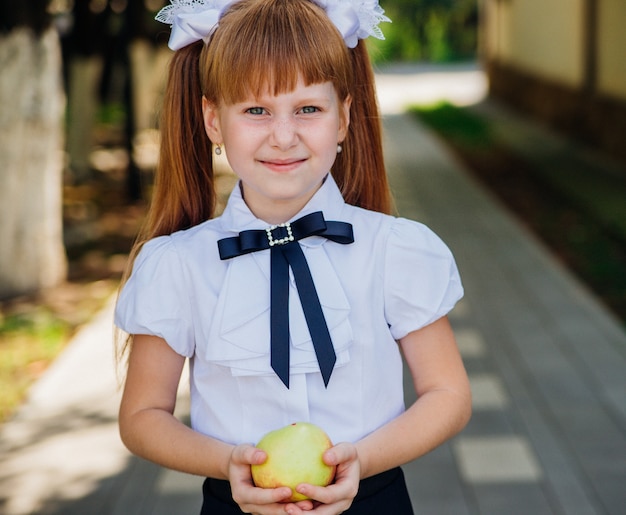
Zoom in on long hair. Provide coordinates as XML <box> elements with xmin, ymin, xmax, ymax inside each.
<box><xmin>335</xmin><ymin>41</ymin><xmax>390</xmax><ymax>213</ymax></box>
<box><xmin>117</xmin><ymin>0</ymin><xmax>391</xmax><ymax>362</ymax></box>
<box><xmin>138</xmin><ymin>40</ymin><xmax>212</xmax><ymax>243</ymax></box>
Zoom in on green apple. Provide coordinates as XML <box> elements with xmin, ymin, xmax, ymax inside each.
<box><xmin>251</xmin><ymin>422</ymin><xmax>336</xmax><ymax>502</ymax></box>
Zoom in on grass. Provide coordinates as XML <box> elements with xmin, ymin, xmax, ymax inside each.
<box><xmin>0</xmin><ymin>279</ymin><xmax>120</xmax><ymax>423</ymax></box>
<box><xmin>410</xmin><ymin>101</ymin><xmax>492</xmax><ymax>149</ymax></box>
<box><xmin>0</xmin><ymin>309</ymin><xmax>70</xmax><ymax>421</ymax></box>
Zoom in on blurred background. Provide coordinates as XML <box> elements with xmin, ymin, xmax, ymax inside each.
<box><xmin>0</xmin><ymin>2</ymin><xmax>625</xmax><ymax>510</ymax></box>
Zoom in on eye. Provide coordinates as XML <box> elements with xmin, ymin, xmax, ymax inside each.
<box><xmin>300</xmin><ymin>106</ymin><xmax>320</xmax><ymax>114</ymax></box>
<box><xmin>246</xmin><ymin>107</ymin><xmax>266</xmax><ymax>115</ymax></box>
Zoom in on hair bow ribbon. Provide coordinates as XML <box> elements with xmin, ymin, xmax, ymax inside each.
<box><xmin>157</xmin><ymin>0</ymin><xmax>390</xmax><ymax>51</ymax></box>
<box><xmin>156</xmin><ymin>0</ymin><xmax>235</xmax><ymax>50</ymax></box>
<box><xmin>314</xmin><ymin>0</ymin><xmax>390</xmax><ymax>49</ymax></box>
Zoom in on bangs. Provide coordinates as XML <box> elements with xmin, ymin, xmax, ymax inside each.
<box><xmin>200</xmin><ymin>0</ymin><xmax>352</xmax><ymax>104</ymax></box>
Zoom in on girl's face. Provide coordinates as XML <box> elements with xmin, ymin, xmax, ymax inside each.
<box><xmin>203</xmin><ymin>78</ymin><xmax>351</xmax><ymax>224</ymax></box>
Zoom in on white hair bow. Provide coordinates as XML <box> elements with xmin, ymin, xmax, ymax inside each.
<box><xmin>155</xmin><ymin>0</ymin><xmax>236</xmax><ymax>50</ymax></box>
<box><xmin>156</xmin><ymin>0</ymin><xmax>390</xmax><ymax>50</ymax></box>
<box><xmin>314</xmin><ymin>0</ymin><xmax>390</xmax><ymax>49</ymax></box>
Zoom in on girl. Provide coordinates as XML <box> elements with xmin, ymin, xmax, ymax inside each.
<box><xmin>115</xmin><ymin>0</ymin><xmax>472</xmax><ymax>514</ymax></box>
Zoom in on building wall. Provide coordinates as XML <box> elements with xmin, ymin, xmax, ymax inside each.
<box><xmin>503</xmin><ymin>0</ymin><xmax>584</xmax><ymax>87</ymax></box>
<box><xmin>482</xmin><ymin>0</ymin><xmax>626</xmax><ymax>161</ymax></box>
<box><xmin>484</xmin><ymin>0</ymin><xmax>626</xmax><ymax>100</ymax></box>
<box><xmin>597</xmin><ymin>0</ymin><xmax>626</xmax><ymax>101</ymax></box>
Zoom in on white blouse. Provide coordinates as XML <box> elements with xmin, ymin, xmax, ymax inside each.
<box><xmin>115</xmin><ymin>175</ymin><xmax>463</xmax><ymax>446</ymax></box>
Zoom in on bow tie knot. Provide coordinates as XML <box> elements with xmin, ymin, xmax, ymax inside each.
<box><xmin>218</xmin><ymin>211</ymin><xmax>354</xmax><ymax>388</ymax></box>
<box><xmin>266</xmin><ymin>223</ymin><xmax>294</xmax><ymax>246</ymax></box>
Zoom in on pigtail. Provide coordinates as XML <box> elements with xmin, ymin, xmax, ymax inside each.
<box><xmin>140</xmin><ymin>40</ymin><xmax>216</xmax><ymax>243</ymax></box>
<box><xmin>116</xmin><ymin>41</ymin><xmax>215</xmax><ymax>368</ymax></box>
<box><xmin>333</xmin><ymin>41</ymin><xmax>392</xmax><ymax>215</ymax></box>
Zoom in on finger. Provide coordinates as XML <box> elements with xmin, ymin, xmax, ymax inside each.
<box><xmin>233</xmin><ymin>486</ymin><xmax>294</xmax><ymax>512</ymax></box>
<box><xmin>282</xmin><ymin>499</ymin><xmax>315</xmax><ymax>514</ymax></box>
<box><xmin>231</xmin><ymin>444</ymin><xmax>267</xmax><ymax>466</ymax></box>
<box><xmin>291</xmin><ymin>499</ymin><xmax>315</xmax><ymax>511</ymax></box>
<box><xmin>290</xmin><ymin>485</ymin><xmax>353</xmax><ymax>515</ymax></box>
<box><xmin>293</xmin><ymin>483</ymin><xmax>352</xmax><ymax>506</ymax></box>
<box><xmin>323</xmin><ymin>442</ymin><xmax>357</xmax><ymax>466</ymax></box>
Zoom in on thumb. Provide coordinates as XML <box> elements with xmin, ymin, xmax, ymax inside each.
<box><xmin>324</xmin><ymin>442</ymin><xmax>357</xmax><ymax>466</ymax></box>
<box><xmin>232</xmin><ymin>443</ymin><xmax>267</xmax><ymax>466</ymax></box>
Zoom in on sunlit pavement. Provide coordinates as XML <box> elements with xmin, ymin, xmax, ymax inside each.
<box><xmin>374</xmin><ymin>61</ymin><xmax>488</xmax><ymax>114</ymax></box>
<box><xmin>1</xmin><ymin>63</ymin><xmax>625</xmax><ymax>515</ymax></box>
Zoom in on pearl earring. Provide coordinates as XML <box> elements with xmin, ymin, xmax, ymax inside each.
<box><xmin>337</xmin><ymin>144</ymin><xmax>342</xmax><ymax>154</ymax></box>
<box><xmin>214</xmin><ymin>145</ymin><xmax>222</xmax><ymax>156</ymax></box>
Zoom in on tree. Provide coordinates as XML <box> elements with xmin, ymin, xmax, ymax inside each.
<box><xmin>0</xmin><ymin>1</ymin><xmax>67</xmax><ymax>298</ymax></box>
<box><xmin>372</xmin><ymin>0</ymin><xmax>478</xmax><ymax>62</ymax></box>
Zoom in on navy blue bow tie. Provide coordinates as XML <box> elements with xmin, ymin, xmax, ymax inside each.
<box><xmin>218</xmin><ymin>211</ymin><xmax>354</xmax><ymax>388</ymax></box>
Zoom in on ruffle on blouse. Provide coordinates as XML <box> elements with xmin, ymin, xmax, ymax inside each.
<box><xmin>206</xmin><ymin>235</ymin><xmax>353</xmax><ymax>377</ymax></box>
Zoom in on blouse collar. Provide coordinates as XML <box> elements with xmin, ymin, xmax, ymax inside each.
<box><xmin>219</xmin><ymin>174</ymin><xmax>346</xmax><ymax>234</ymax></box>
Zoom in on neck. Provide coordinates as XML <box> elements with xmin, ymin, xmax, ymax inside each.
<box><xmin>247</xmin><ymin>201</ymin><xmax>307</xmax><ymax>226</ymax></box>
<box><xmin>239</xmin><ymin>180</ymin><xmax>326</xmax><ymax>225</ymax></box>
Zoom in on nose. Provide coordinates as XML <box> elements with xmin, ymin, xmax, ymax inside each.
<box><xmin>269</xmin><ymin>116</ymin><xmax>298</xmax><ymax>150</ymax></box>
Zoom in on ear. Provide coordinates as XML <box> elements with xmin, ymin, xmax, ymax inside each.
<box><xmin>202</xmin><ymin>96</ymin><xmax>222</xmax><ymax>143</ymax></box>
<box><xmin>338</xmin><ymin>94</ymin><xmax>352</xmax><ymax>142</ymax></box>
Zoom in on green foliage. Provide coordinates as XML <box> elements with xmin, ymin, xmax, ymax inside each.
<box><xmin>97</xmin><ymin>102</ymin><xmax>126</xmax><ymax>125</ymax></box>
<box><xmin>372</xmin><ymin>0</ymin><xmax>478</xmax><ymax>63</ymax></box>
<box><xmin>0</xmin><ymin>309</ymin><xmax>70</xmax><ymax>422</ymax></box>
<box><xmin>0</xmin><ymin>309</ymin><xmax>68</xmax><ymax>340</ymax></box>
<box><xmin>410</xmin><ymin>102</ymin><xmax>491</xmax><ymax>149</ymax></box>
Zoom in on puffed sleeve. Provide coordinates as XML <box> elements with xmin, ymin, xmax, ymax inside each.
<box><xmin>114</xmin><ymin>236</ymin><xmax>195</xmax><ymax>357</ymax></box>
<box><xmin>384</xmin><ymin>218</ymin><xmax>463</xmax><ymax>340</ymax></box>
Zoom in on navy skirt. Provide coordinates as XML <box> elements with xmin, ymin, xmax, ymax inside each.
<box><xmin>200</xmin><ymin>467</ymin><xmax>414</xmax><ymax>514</ymax></box>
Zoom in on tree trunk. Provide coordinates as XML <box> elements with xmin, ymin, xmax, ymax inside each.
<box><xmin>0</xmin><ymin>26</ymin><xmax>67</xmax><ymax>298</ymax></box>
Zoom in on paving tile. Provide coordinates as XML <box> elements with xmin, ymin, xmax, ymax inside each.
<box><xmin>405</xmin><ymin>444</ymin><xmax>472</xmax><ymax>515</ymax></box>
<box><xmin>469</xmin><ymin>373</ymin><xmax>510</xmax><ymax>410</ymax></box>
<box><xmin>457</xmin><ymin>305</ymin><xmax>606</xmax><ymax>514</ymax></box>
<box><xmin>454</xmin><ymin>435</ymin><xmax>543</xmax><ymax>483</ymax></box>
<box><xmin>109</xmin><ymin>458</ymin><xmax>162</xmax><ymax>515</ymax></box>
<box><xmin>462</xmin><ymin>358</ymin><xmax>495</xmax><ymax>377</ymax></box>
<box><xmin>448</xmin><ymin>297</ymin><xmax>472</xmax><ymax>322</ymax></box>
<box><xmin>472</xmin><ymin>483</ymin><xmax>555</xmax><ymax>515</ymax></box>
<box><xmin>455</xmin><ymin>327</ymin><xmax>488</xmax><ymax>358</ymax></box>
<box><xmin>153</xmin><ymin>469</ymin><xmax>203</xmax><ymax>515</ymax></box>
<box><xmin>461</xmin><ymin>409</ymin><xmax>515</xmax><ymax>436</ymax></box>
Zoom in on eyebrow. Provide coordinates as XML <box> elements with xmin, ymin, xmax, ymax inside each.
<box><xmin>237</xmin><ymin>94</ymin><xmax>334</xmax><ymax>106</ymax></box>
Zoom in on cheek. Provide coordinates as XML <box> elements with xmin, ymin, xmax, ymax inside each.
<box><xmin>321</xmin><ymin>122</ymin><xmax>343</xmax><ymax>150</ymax></box>
<box><xmin>224</xmin><ymin>123</ymin><xmax>264</xmax><ymax>148</ymax></box>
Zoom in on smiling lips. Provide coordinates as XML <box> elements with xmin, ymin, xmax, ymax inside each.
<box><xmin>260</xmin><ymin>157</ymin><xmax>307</xmax><ymax>172</ymax></box>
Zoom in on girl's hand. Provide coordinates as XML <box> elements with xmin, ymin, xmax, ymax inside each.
<box><xmin>228</xmin><ymin>444</ymin><xmax>315</xmax><ymax>514</ymax></box>
<box><xmin>284</xmin><ymin>442</ymin><xmax>360</xmax><ymax>515</ymax></box>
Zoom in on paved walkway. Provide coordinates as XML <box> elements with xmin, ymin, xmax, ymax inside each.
<box><xmin>1</xmin><ymin>64</ymin><xmax>626</xmax><ymax>515</ymax></box>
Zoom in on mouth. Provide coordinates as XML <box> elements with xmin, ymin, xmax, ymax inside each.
<box><xmin>260</xmin><ymin>158</ymin><xmax>307</xmax><ymax>172</ymax></box>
